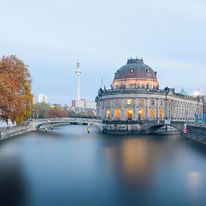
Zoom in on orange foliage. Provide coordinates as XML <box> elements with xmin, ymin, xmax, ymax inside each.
<box><xmin>46</xmin><ymin>107</ymin><xmax>68</xmax><ymax>118</ymax></box>
<box><xmin>0</xmin><ymin>55</ymin><xmax>33</xmax><ymax>123</ymax></box>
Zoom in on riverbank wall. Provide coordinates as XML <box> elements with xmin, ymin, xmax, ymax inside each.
<box><xmin>0</xmin><ymin>123</ymin><xmax>36</xmax><ymax>141</ymax></box>
<box><xmin>183</xmin><ymin>125</ymin><xmax>206</xmax><ymax>144</ymax></box>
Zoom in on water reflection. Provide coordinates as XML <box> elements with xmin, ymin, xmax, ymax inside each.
<box><xmin>103</xmin><ymin>137</ymin><xmax>172</xmax><ymax>185</ymax></box>
<box><xmin>187</xmin><ymin>171</ymin><xmax>202</xmax><ymax>199</ymax></box>
<box><xmin>101</xmin><ymin>134</ymin><xmax>206</xmax><ymax>205</ymax></box>
<box><xmin>0</xmin><ymin>126</ymin><xmax>206</xmax><ymax>206</ymax></box>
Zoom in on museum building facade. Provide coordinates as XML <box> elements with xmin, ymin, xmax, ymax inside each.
<box><xmin>95</xmin><ymin>58</ymin><xmax>203</xmax><ymax>133</ymax></box>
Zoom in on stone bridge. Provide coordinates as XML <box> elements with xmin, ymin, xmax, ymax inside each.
<box><xmin>29</xmin><ymin>118</ymin><xmax>102</xmax><ymax>131</ymax></box>
<box><xmin>149</xmin><ymin>121</ymin><xmax>186</xmax><ymax>133</ymax></box>
<box><xmin>0</xmin><ymin>118</ymin><xmax>102</xmax><ymax>140</ymax></box>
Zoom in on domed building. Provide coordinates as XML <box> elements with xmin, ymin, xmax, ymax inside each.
<box><xmin>112</xmin><ymin>58</ymin><xmax>159</xmax><ymax>90</ymax></box>
<box><xmin>95</xmin><ymin>57</ymin><xmax>203</xmax><ymax>134</ymax></box>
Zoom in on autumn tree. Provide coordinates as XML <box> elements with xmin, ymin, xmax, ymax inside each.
<box><xmin>46</xmin><ymin>107</ymin><xmax>68</xmax><ymax>118</ymax></box>
<box><xmin>0</xmin><ymin>55</ymin><xmax>33</xmax><ymax>123</ymax></box>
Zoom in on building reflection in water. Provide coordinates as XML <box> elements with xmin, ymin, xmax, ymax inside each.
<box><xmin>186</xmin><ymin>171</ymin><xmax>202</xmax><ymax>200</ymax></box>
<box><xmin>103</xmin><ymin>137</ymin><xmax>163</xmax><ymax>189</ymax></box>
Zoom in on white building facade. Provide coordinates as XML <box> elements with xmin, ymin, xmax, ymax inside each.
<box><xmin>95</xmin><ymin>58</ymin><xmax>203</xmax><ymax>133</ymax></box>
<box><xmin>37</xmin><ymin>94</ymin><xmax>48</xmax><ymax>103</ymax></box>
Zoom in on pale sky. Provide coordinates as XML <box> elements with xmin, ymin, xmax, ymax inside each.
<box><xmin>1</xmin><ymin>0</ymin><xmax>206</xmax><ymax>105</ymax></box>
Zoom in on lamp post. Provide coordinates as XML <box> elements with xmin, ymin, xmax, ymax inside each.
<box><xmin>32</xmin><ymin>109</ymin><xmax>39</xmax><ymax>121</ymax></box>
<box><xmin>36</xmin><ymin>109</ymin><xmax>39</xmax><ymax>120</ymax></box>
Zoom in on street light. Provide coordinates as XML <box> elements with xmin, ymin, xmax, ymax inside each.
<box><xmin>194</xmin><ymin>89</ymin><xmax>200</xmax><ymax>97</ymax></box>
<box><xmin>36</xmin><ymin>109</ymin><xmax>39</xmax><ymax>119</ymax></box>
<box><xmin>32</xmin><ymin>109</ymin><xmax>39</xmax><ymax>121</ymax></box>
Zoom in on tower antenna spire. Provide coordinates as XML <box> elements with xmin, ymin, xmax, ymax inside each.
<box><xmin>75</xmin><ymin>46</ymin><xmax>81</xmax><ymax>101</ymax></box>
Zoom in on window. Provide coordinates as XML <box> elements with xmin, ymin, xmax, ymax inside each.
<box><xmin>138</xmin><ymin>109</ymin><xmax>144</xmax><ymax>120</ymax></box>
<box><xmin>150</xmin><ymin>108</ymin><xmax>156</xmax><ymax>120</ymax></box>
<box><xmin>114</xmin><ymin>99</ymin><xmax>121</xmax><ymax>107</ymax></box>
<box><xmin>126</xmin><ymin>109</ymin><xmax>133</xmax><ymax>120</ymax></box>
<box><xmin>137</xmin><ymin>98</ymin><xmax>145</xmax><ymax>107</ymax></box>
<box><xmin>126</xmin><ymin>99</ymin><xmax>131</xmax><ymax>105</ymax></box>
<box><xmin>106</xmin><ymin>110</ymin><xmax>111</xmax><ymax>120</ymax></box>
<box><xmin>150</xmin><ymin>99</ymin><xmax>155</xmax><ymax>106</ymax></box>
<box><xmin>159</xmin><ymin>108</ymin><xmax>164</xmax><ymax>120</ymax></box>
<box><xmin>114</xmin><ymin>109</ymin><xmax>121</xmax><ymax>120</ymax></box>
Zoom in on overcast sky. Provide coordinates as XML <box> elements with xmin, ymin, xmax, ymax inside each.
<box><xmin>1</xmin><ymin>0</ymin><xmax>206</xmax><ymax>105</ymax></box>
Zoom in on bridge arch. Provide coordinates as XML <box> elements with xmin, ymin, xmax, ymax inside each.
<box><xmin>149</xmin><ymin>122</ymin><xmax>185</xmax><ymax>134</ymax></box>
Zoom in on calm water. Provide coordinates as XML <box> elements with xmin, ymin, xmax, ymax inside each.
<box><xmin>0</xmin><ymin>125</ymin><xmax>206</xmax><ymax>206</ymax></box>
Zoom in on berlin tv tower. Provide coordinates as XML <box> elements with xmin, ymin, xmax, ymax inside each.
<box><xmin>75</xmin><ymin>52</ymin><xmax>81</xmax><ymax>101</ymax></box>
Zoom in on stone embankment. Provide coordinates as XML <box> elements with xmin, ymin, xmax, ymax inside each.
<box><xmin>0</xmin><ymin>121</ymin><xmax>37</xmax><ymax>141</ymax></box>
<box><xmin>184</xmin><ymin>124</ymin><xmax>206</xmax><ymax>144</ymax></box>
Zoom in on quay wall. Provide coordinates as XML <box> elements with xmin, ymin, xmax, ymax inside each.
<box><xmin>184</xmin><ymin>125</ymin><xmax>206</xmax><ymax>144</ymax></box>
<box><xmin>0</xmin><ymin>124</ymin><xmax>35</xmax><ymax>141</ymax></box>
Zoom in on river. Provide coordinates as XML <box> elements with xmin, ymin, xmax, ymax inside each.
<box><xmin>0</xmin><ymin>125</ymin><xmax>206</xmax><ymax>206</ymax></box>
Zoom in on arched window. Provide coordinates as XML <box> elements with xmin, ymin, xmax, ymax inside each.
<box><xmin>159</xmin><ymin>108</ymin><xmax>164</xmax><ymax>120</ymax></box>
<box><xmin>114</xmin><ymin>99</ymin><xmax>121</xmax><ymax>107</ymax></box>
<box><xmin>137</xmin><ymin>98</ymin><xmax>145</xmax><ymax>107</ymax></box>
<box><xmin>126</xmin><ymin>109</ymin><xmax>133</xmax><ymax>120</ymax></box>
<box><xmin>150</xmin><ymin>108</ymin><xmax>156</xmax><ymax>120</ymax></box>
<box><xmin>106</xmin><ymin>110</ymin><xmax>111</xmax><ymax>120</ymax></box>
<box><xmin>138</xmin><ymin>109</ymin><xmax>145</xmax><ymax>120</ymax></box>
<box><xmin>150</xmin><ymin>99</ymin><xmax>155</xmax><ymax>106</ymax></box>
<box><xmin>126</xmin><ymin>99</ymin><xmax>131</xmax><ymax>105</ymax></box>
<box><xmin>114</xmin><ymin>109</ymin><xmax>121</xmax><ymax>120</ymax></box>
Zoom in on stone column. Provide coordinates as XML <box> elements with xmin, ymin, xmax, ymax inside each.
<box><xmin>102</xmin><ymin>101</ymin><xmax>105</xmax><ymax>120</ymax></box>
<box><xmin>99</xmin><ymin>101</ymin><xmax>102</xmax><ymax>118</ymax></box>
<box><xmin>156</xmin><ymin>98</ymin><xmax>159</xmax><ymax>121</ymax></box>
<box><xmin>120</xmin><ymin>99</ymin><xmax>125</xmax><ymax>120</ymax></box>
<box><xmin>146</xmin><ymin>98</ymin><xmax>150</xmax><ymax>120</ymax></box>
<box><xmin>134</xmin><ymin>99</ymin><xmax>137</xmax><ymax>120</ymax></box>
<box><xmin>164</xmin><ymin>98</ymin><xmax>169</xmax><ymax>120</ymax></box>
<box><xmin>111</xmin><ymin>99</ymin><xmax>114</xmax><ymax>121</ymax></box>
<box><xmin>171</xmin><ymin>100</ymin><xmax>174</xmax><ymax>120</ymax></box>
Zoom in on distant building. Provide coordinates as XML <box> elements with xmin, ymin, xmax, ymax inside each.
<box><xmin>38</xmin><ymin>94</ymin><xmax>48</xmax><ymax>103</ymax></box>
<box><xmin>51</xmin><ymin>104</ymin><xmax>61</xmax><ymax>108</ymax></box>
<box><xmin>71</xmin><ymin>99</ymin><xmax>96</xmax><ymax>112</ymax></box>
<box><xmin>72</xmin><ymin>99</ymin><xmax>85</xmax><ymax>108</ymax></box>
<box><xmin>203</xmin><ymin>96</ymin><xmax>206</xmax><ymax>115</ymax></box>
<box><xmin>33</xmin><ymin>96</ymin><xmax>37</xmax><ymax>104</ymax></box>
<box><xmin>85</xmin><ymin>100</ymin><xmax>96</xmax><ymax>110</ymax></box>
